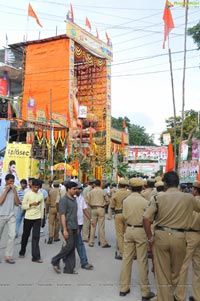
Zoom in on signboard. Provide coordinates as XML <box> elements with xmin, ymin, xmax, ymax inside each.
<box><xmin>27</xmin><ymin>109</ymin><xmax>67</xmax><ymax>127</ymax></box>
<box><xmin>0</xmin><ymin>78</ymin><xmax>8</xmax><ymax>96</ymax></box>
<box><xmin>66</xmin><ymin>19</ymin><xmax>113</xmax><ymax>60</ymax></box>
<box><xmin>2</xmin><ymin>143</ymin><xmax>32</xmax><ymax>187</ymax></box>
<box><xmin>179</xmin><ymin>160</ymin><xmax>199</xmax><ymax>183</ymax></box>
<box><xmin>128</xmin><ymin>162</ymin><xmax>160</xmax><ymax>175</ymax></box>
<box><xmin>128</xmin><ymin>146</ymin><xmax>167</xmax><ymax>164</ymax></box>
<box><xmin>0</xmin><ymin>120</ymin><xmax>10</xmax><ymax>152</ymax></box>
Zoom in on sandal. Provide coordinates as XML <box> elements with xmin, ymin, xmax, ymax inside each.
<box><xmin>5</xmin><ymin>258</ymin><xmax>16</xmax><ymax>264</ymax></box>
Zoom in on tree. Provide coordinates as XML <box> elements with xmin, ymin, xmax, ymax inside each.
<box><xmin>188</xmin><ymin>22</ymin><xmax>200</xmax><ymax>49</ymax></box>
<box><xmin>160</xmin><ymin>109</ymin><xmax>199</xmax><ymax>161</ymax></box>
<box><xmin>111</xmin><ymin>116</ymin><xmax>155</xmax><ymax>145</ymax></box>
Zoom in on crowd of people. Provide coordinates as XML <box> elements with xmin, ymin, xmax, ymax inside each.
<box><xmin>0</xmin><ymin>171</ymin><xmax>200</xmax><ymax>301</ymax></box>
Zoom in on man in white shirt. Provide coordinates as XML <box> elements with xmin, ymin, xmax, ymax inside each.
<box><xmin>76</xmin><ymin>183</ymin><xmax>94</xmax><ymax>270</ymax></box>
<box><xmin>0</xmin><ymin>173</ymin><xmax>20</xmax><ymax>263</ymax></box>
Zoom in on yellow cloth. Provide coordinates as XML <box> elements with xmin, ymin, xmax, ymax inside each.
<box><xmin>22</xmin><ymin>190</ymin><xmax>44</xmax><ymax>220</ymax></box>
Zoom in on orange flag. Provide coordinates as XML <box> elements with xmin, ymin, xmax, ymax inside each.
<box><xmin>75</xmin><ymin>157</ymin><xmax>79</xmax><ymax>171</ymax></box>
<box><xmin>96</xmin><ymin>28</ymin><xmax>99</xmax><ymax>39</ymax></box>
<box><xmin>7</xmin><ymin>102</ymin><xmax>12</xmax><ymax>119</ymax></box>
<box><xmin>28</xmin><ymin>3</ymin><xmax>43</xmax><ymax>27</ymax></box>
<box><xmin>197</xmin><ymin>165</ymin><xmax>200</xmax><ymax>181</ymax></box>
<box><xmin>105</xmin><ymin>31</ymin><xmax>111</xmax><ymax>45</ymax></box>
<box><xmin>45</xmin><ymin>104</ymin><xmax>50</xmax><ymax>122</ymax></box>
<box><xmin>123</xmin><ymin>119</ymin><xmax>126</xmax><ymax>129</ymax></box>
<box><xmin>70</xmin><ymin>3</ymin><xmax>74</xmax><ymax>22</ymax></box>
<box><xmin>85</xmin><ymin>17</ymin><xmax>91</xmax><ymax>30</ymax></box>
<box><xmin>121</xmin><ymin>133</ymin><xmax>125</xmax><ymax>151</ymax></box>
<box><xmin>162</xmin><ymin>1</ymin><xmax>174</xmax><ymax>49</ymax></box>
<box><xmin>165</xmin><ymin>142</ymin><xmax>174</xmax><ymax>172</ymax></box>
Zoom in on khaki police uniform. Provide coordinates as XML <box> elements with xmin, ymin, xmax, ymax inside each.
<box><xmin>110</xmin><ymin>184</ymin><xmax>130</xmax><ymax>257</ymax></box>
<box><xmin>46</xmin><ymin>186</ymin><xmax>60</xmax><ymax>240</ymax></box>
<box><xmin>142</xmin><ymin>179</ymin><xmax>156</xmax><ymax>202</ymax></box>
<box><xmin>120</xmin><ymin>178</ymin><xmax>153</xmax><ymax>298</ymax></box>
<box><xmin>176</xmin><ymin>187</ymin><xmax>200</xmax><ymax>301</ymax></box>
<box><xmin>88</xmin><ymin>186</ymin><xmax>109</xmax><ymax>246</ymax></box>
<box><xmin>82</xmin><ymin>185</ymin><xmax>93</xmax><ymax>241</ymax></box>
<box><xmin>144</xmin><ymin>187</ymin><xmax>200</xmax><ymax>301</ymax></box>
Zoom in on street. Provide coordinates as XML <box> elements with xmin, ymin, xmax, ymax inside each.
<box><xmin>0</xmin><ymin>216</ymin><xmax>192</xmax><ymax>301</ymax></box>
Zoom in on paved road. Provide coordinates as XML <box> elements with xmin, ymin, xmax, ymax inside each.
<box><xmin>0</xmin><ymin>216</ymin><xmax>192</xmax><ymax>301</ymax></box>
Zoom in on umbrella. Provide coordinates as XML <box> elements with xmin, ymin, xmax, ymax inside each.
<box><xmin>53</xmin><ymin>162</ymin><xmax>73</xmax><ymax>171</ymax></box>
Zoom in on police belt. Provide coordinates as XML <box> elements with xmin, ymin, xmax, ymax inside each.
<box><xmin>91</xmin><ymin>205</ymin><xmax>105</xmax><ymax>209</ymax></box>
<box><xmin>115</xmin><ymin>209</ymin><xmax>123</xmax><ymax>214</ymax></box>
<box><xmin>186</xmin><ymin>228</ymin><xmax>200</xmax><ymax>233</ymax></box>
<box><xmin>155</xmin><ymin>225</ymin><xmax>186</xmax><ymax>232</ymax></box>
<box><xmin>49</xmin><ymin>206</ymin><xmax>56</xmax><ymax>208</ymax></box>
<box><xmin>127</xmin><ymin>224</ymin><xmax>143</xmax><ymax>228</ymax></box>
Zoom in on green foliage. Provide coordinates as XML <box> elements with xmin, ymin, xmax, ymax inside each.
<box><xmin>117</xmin><ymin>162</ymin><xmax>129</xmax><ymax>178</ymax></box>
<box><xmin>188</xmin><ymin>22</ymin><xmax>200</xmax><ymax>49</ymax></box>
<box><xmin>160</xmin><ymin>109</ymin><xmax>199</xmax><ymax>160</ymax></box>
<box><xmin>111</xmin><ymin>116</ymin><xmax>155</xmax><ymax>145</ymax></box>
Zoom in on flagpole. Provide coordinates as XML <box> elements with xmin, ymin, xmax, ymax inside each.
<box><xmin>167</xmin><ymin>40</ymin><xmax>177</xmax><ymax>170</ymax></box>
<box><xmin>50</xmin><ymin>89</ymin><xmax>54</xmax><ymax>180</ymax></box>
<box><xmin>178</xmin><ymin>0</ymin><xmax>189</xmax><ymax>175</ymax></box>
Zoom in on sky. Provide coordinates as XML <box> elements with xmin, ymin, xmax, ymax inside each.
<box><xmin>0</xmin><ymin>0</ymin><xmax>199</xmax><ymax>144</ymax></box>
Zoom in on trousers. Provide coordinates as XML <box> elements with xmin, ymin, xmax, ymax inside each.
<box><xmin>19</xmin><ymin>218</ymin><xmax>41</xmax><ymax>260</ymax></box>
<box><xmin>52</xmin><ymin>229</ymin><xmax>77</xmax><ymax>273</ymax></box>
<box><xmin>0</xmin><ymin>215</ymin><xmax>16</xmax><ymax>257</ymax></box>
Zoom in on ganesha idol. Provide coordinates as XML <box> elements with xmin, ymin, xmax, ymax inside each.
<box><xmin>72</xmin><ymin>84</ymin><xmax>98</xmax><ymax>138</ymax></box>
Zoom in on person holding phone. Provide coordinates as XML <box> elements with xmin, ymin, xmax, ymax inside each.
<box><xmin>19</xmin><ymin>179</ymin><xmax>44</xmax><ymax>263</ymax></box>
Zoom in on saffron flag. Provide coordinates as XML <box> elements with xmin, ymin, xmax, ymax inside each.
<box><xmin>162</xmin><ymin>1</ymin><xmax>174</xmax><ymax>49</ymax></box>
<box><xmin>197</xmin><ymin>168</ymin><xmax>200</xmax><ymax>181</ymax></box>
<box><xmin>28</xmin><ymin>3</ymin><xmax>43</xmax><ymax>28</ymax></box>
<box><xmin>96</xmin><ymin>28</ymin><xmax>99</xmax><ymax>39</ymax></box>
<box><xmin>121</xmin><ymin>133</ymin><xmax>125</xmax><ymax>151</ymax></box>
<box><xmin>165</xmin><ymin>142</ymin><xmax>174</xmax><ymax>172</ymax></box>
<box><xmin>67</xmin><ymin>4</ymin><xmax>74</xmax><ymax>22</ymax></box>
<box><xmin>123</xmin><ymin>119</ymin><xmax>126</xmax><ymax>129</ymax></box>
<box><xmin>85</xmin><ymin>17</ymin><xmax>91</xmax><ymax>30</ymax></box>
<box><xmin>70</xmin><ymin>4</ymin><xmax>74</xmax><ymax>22</ymax></box>
<box><xmin>105</xmin><ymin>32</ymin><xmax>111</xmax><ymax>45</ymax></box>
<box><xmin>45</xmin><ymin>104</ymin><xmax>50</xmax><ymax>122</ymax></box>
<box><xmin>7</xmin><ymin>102</ymin><xmax>12</xmax><ymax>119</ymax></box>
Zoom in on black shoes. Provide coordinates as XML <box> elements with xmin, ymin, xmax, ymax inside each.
<box><xmin>63</xmin><ymin>269</ymin><xmax>78</xmax><ymax>274</ymax></box>
<box><xmin>119</xmin><ymin>289</ymin><xmax>130</xmax><ymax>297</ymax></box>
<box><xmin>189</xmin><ymin>297</ymin><xmax>195</xmax><ymax>301</ymax></box>
<box><xmin>32</xmin><ymin>259</ymin><xmax>43</xmax><ymax>263</ymax></box>
<box><xmin>142</xmin><ymin>292</ymin><xmax>155</xmax><ymax>300</ymax></box>
<box><xmin>81</xmin><ymin>263</ymin><xmax>94</xmax><ymax>270</ymax></box>
<box><xmin>54</xmin><ymin>238</ymin><xmax>60</xmax><ymax>242</ymax></box>
<box><xmin>115</xmin><ymin>255</ymin><xmax>122</xmax><ymax>260</ymax></box>
<box><xmin>102</xmin><ymin>243</ymin><xmax>111</xmax><ymax>248</ymax></box>
<box><xmin>47</xmin><ymin>237</ymin><xmax>53</xmax><ymax>244</ymax></box>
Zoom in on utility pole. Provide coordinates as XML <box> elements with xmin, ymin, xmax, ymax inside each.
<box><xmin>178</xmin><ymin>0</ymin><xmax>189</xmax><ymax>175</ymax></box>
<box><xmin>50</xmin><ymin>89</ymin><xmax>54</xmax><ymax>179</ymax></box>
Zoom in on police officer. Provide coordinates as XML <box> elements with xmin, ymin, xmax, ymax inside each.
<box><xmin>154</xmin><ymin>181</ymin><xmax>165</xmax><ymax>195</ymax></box>
<box><xmin>143</xmin><ymin>171</ymin><xmax>200</xmax><ymax>301</ymax></box>
<box><xmin>110</xmin><ymin>178</ymin><xmax>130</xmax><ymax>259</ymax></box>
<box><xmin>82</xmin><ymin>178</ymin><xmax>96</xmax><ymax>242</ymax></box>
<box><xmin>46</xmin><ymin>181</ymin><xmax>60</xmax><ymax>244</ymax></box>
<box><xmin>88</xmin><ymin>179</ymin><xmax>111</xmax><ymax>248</ymax></box>
<box><xmin>176</xmin><ymin>181</ymin><xmax>200</xmax><ymax>301</ymax></box>
<box><xmin>141</xmin><ymin>178</ymin><xmax>156</xmax><ymax>201</ymax></box>
<box><xmin>119</xmin><ymin>178</ymin><xmax>155</xmax><ymax>300</ymax></box>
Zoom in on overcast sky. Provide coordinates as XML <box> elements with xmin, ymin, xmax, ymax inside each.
<box><xmin>0</xmin><ymin>0</ymin><xmax>199</xmax><ymax>144</ymax></box>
